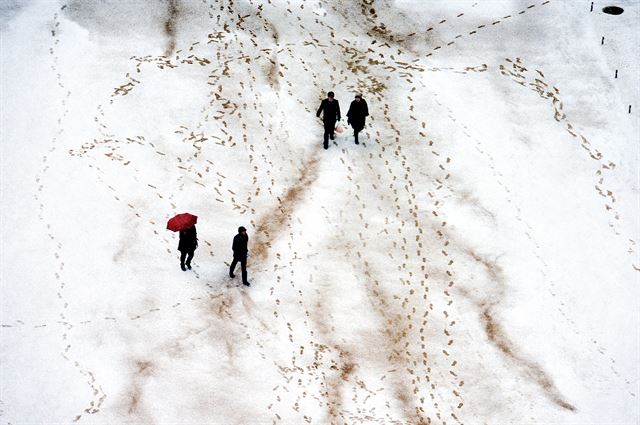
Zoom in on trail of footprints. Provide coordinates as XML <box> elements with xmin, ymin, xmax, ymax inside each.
<box><xmin>499</xmin><ymin>57</ymin><xmax>636</xmax><ymax>266</ymax></box>
<box><xmin>367</xmin><ymin>96</ymin><xmax>465</xmax><ymax>423</ymax></box>
<box><xmin>36</xmin><ymin>6</ymin><xmax>107</xmax><ymax>422</ymax></box>
<box><xmin>424</xmin><ymin>1</ymin><xmax>552</xmax><ymax>58</ymax></box>
<box><xmin>257</xmin><ymin>3</ymin><xmax>470</xmax><ymax>422</ymax></box>
<box><xmin>336</xmin><ymin>0</ymin><xmax>636</xmax><ymax>401</ymax></box>
<box><xmin>494</xmin><ymin>58</ymin><xmax>637</xmax><ymax>395</ymax></box>
<box><xmin>425</xmin><ymin>58</ymin><xmax>635</xmax><ymax>398</ymax></box>
<box><xmin>240</xmin><ymin>5</ymin><xmax>367</xmax><ymax>422</ymax></box>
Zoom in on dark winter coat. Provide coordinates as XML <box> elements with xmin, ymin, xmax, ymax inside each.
<box><xmin>347</xmin><ymin>99</ymin><xmax>369</xmax><ymax>132</ymax></box>
<box><xmin>316</xmin><ymin>98</ymin><xmax>341</xmax><ymax>124</ymax></box>
<box><xmin>232</xmin><ymin>233</ymin><xmax>249</xmax><ymax>259</ymax></box>
<box><xmin>178</xmin><ymin>225</ymin><xmax>198</xmax><ymax>252</ymax></box>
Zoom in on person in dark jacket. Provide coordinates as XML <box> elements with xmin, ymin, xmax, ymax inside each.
<box><xmin>316</xmin><ymin>91</ymin><xmax>341</xmax><ymax>150</ymax></box>
<box><xmin>178</xmin><ymin>225</ymin><xmax>198</xmax><ymax>271</ymax></box>
<box><xmin>229</xmin><ymin>226</ymin><xmax>250</xmax><ymax>286</ymax></box>
<box><xmin>346</xmin><ymin>93</ymin><xmax>369</xmax><ymax>145</ymax></box>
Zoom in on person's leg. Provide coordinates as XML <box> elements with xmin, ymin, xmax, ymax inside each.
<box><xmin>186</xmin><ymin>250</ymin><xmax>194</xmax><ymax>269</ymax></box>
<box><xmin>180</xmin><ymin>251</ymin><xmax>187</xmax><ymax>271</ymax></box>
<box><xmin>323</xmin><ymin>122</ymin><xmax>331</xmax><ymax>148</ymax></box>
<box><xmin>354</xmin><ymin>129</ymin><xmax>359</xmax><ymax>144</ymax></box>
<box><xmin>241</xmin><ymin>257</ymin><xmax>248</xmax><ymax>285</ymax></box>
<box><xmin>230</xmin><ymin>257</ymin><xmax>238</xmax><ymax>277</ymax></box>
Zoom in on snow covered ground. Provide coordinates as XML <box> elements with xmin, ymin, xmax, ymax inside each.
<box><xmin>1</xmin><ymin>0</ymin><xmax>639</xmax><ymax>423</ymax></box>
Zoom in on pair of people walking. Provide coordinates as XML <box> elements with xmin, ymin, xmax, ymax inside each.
<box><xmin>316</xmin><ymin>91</ymin><xmax>369</xmax><ymax>149</ymax></box>
<box><xmin>177</xmin><ymin>225</ymin><xmax>250</xmax><ymax>286</ymax></box>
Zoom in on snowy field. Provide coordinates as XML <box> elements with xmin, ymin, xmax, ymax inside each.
<box><xmin>1</xmin><ymin>0</ymin><xmax>639</xmax><ymax>423</ymax></box>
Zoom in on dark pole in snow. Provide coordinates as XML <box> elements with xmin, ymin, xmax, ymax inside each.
<box><xmin>615</xmin><ymin>70</ymin><xmax>618</xmax><ymax>78</ymax></box>
<box><xmin>590</xmin><ymin>2</ymin><xmax>594</xmax><ymax>12</ymax></box>
<box><xmin>630</xmin><ymin>105</ymin><xmax>632</xmax><ymax>114</ymax></box>
<box><xmin>601</xmin><ymin>36</ymin><xmax>605</xmax><ymax>45</ymax></box>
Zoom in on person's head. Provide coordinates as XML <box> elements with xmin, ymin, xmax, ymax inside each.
<box><xmin>327</xmin><ymin>91</ymin><xmax>334</xmax><ymax>101</ymax></box>
<box><xmin>354</xmin><ymin>93</ymin><xmax>362</xmax><ymax>102</ymax></box>
<box><xmin>238</xmin><ymin>226</ymin><xmax>247</xmax><ymax>234</ymax></box>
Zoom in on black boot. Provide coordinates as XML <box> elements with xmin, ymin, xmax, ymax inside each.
<box><xmin>186</xmin><ymin>263</ymin><xmax>192</xmax><ymax>270</ymax></box>
<box><xmin>323</xmin><ymin>142</ymin><xmax>328</xmax><ymax>150</ymax></box>
<box><xmin>181</xmin><ymin>264</ymin><xmax>186</xmax><ymax>271</ymax></box>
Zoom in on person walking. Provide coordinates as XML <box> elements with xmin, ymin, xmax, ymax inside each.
<box><xmin>230</xmin><ymin>226</ymin><xmax>250</xmax><ymax>286</ymax></box>
<box><xmin>346</xmin><ymin>93</ymin><xmax>369</xmax><ymax>145</ymax></box>
<box><xmin>316</xmin><ymin>91</ymin><xmax>341</xmax><ymax>150</ymax></box>
<box><xmin>178</xmin><ymin>225</ymin><xmax>198</xmax><ymax>271</ymax></box>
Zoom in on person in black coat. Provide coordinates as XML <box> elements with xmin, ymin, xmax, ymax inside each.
<box><xmin>346</xmin><ymin>93</ymin><xmax>369</xmax><ymax>145</ymax></box>
<box><xmin>316</xmin><ymin>91</ymin><xmax>341</xmax><ymax>150</ymax></box>
<box><xmin>229</xmin><ymin>226</ymin><xmax>250</xmax><ymax>286</ymax></box>
<box><xmin>178</xmin><ymin>225</ymin><xmax>198</xmax><ymax>271</ymax></box>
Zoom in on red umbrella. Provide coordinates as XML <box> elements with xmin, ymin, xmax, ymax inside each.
<box><xmin>167</xmin><ymin>213</ymin><xmax>198</xmax><ymax>232</ymax></box>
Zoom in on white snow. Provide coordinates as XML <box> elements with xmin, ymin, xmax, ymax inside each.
<box><xmin>1</xmin><ymin>0</ymin><xmax>639</xmax><ymax>423</ymax></box>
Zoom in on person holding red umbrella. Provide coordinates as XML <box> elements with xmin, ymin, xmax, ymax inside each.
<box><xmin>167</xmin><ymin>213</ymin><xmax>198</xmax><ymax>271</ymax></box>
<box><xmin>178</xmin><ymin>225</ymin><xmax>198</xmax><ymax>271</ymax></box>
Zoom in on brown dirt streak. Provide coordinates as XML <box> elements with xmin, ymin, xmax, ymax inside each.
<box><xmin>482</xmin><ymin>308</ymin><xmax>576</xmax><ymax>412</ymax></box>
<box><xmin>252</xmin><ymin>157</ymin><xmax>320</xmax><ymax>262</ymax></box>
<box><xmin>265</xmin><ymin>53</ymin><xmax>280</xmax><ymax>90</ymax></box>
<box><xmin>328</xmin><ymin>350</ymin><xmax>356</xmax><ymax>423</ymax></box>
<box><xmin>307</xmin><ymin>293</ymin><xmax>357</xmax><ymax>423</ymax></box>
<box><xmin>467</xmin><ymin>250</ymin><xmax>576</xmax><ymax>412</ymax></box>
<box><xmin>164</xmin><ymin>0</ymin><xmax>179</xmax><ymax>56</ymax></box>
<box><xmin>121</xmin><ymin>360</ymin><xmax>156</xmax><ymax>419</ymax></box>
<box><xmin>361</xmin><ymin>264</ymin><xmax>427</xmax><ymax>424</ymax></box>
